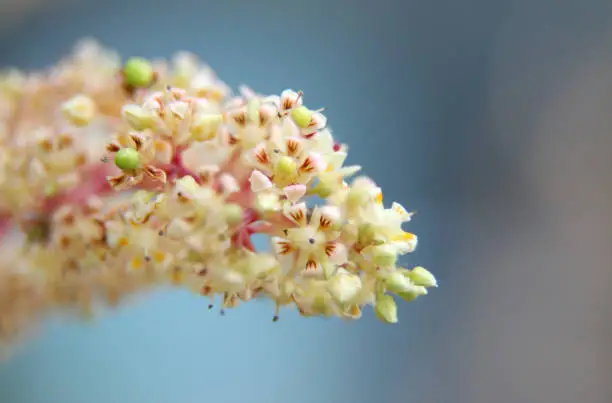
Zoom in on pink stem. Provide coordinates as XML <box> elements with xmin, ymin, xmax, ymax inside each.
<box><xmin>157</xmin><ymin>145</ymin><xmax>202</xmax><ymax>184</ymax></box>
<box><xmin>0</xmin><ymin>215</ymin><xmax>12</xmax><ymax>242</ymax></box>
<box><xmin>41</xmin><ymin>164</ymin><xmax>112</xmax><ymax>214</ymax></box>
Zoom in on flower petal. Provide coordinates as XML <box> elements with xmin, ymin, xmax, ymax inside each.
<box><xmin>249</xmin><ymin>170</ymin><xmax>273</xmax><ymax>192</ymax></box>
<box><xmin>285</xmin><ymin>202</ymin><xmax>307</xmax><ymax>226</ymax></box>
<box><xmin>282</xmin><ymin>184</ymin><xmax>306</xmax><ymax>203</ymax></box>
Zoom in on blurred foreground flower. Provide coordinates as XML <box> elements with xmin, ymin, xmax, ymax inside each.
<box><xmin>0</xmin><ymin>39</ymin><xmax>437</xmax><ymax>350</ymax></box>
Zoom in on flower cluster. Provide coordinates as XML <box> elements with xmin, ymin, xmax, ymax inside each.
<box><xmin>0</xmin><ymin>39</ymin><xmax>436</xmax><ymax>347</ymax></box>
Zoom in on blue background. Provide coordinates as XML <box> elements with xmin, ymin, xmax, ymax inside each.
<box><xmin>1</xmin><ymin>1</ymin><xmax>612</xmax><ymax>402</ymax></box>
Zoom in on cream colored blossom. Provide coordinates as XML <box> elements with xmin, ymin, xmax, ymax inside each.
<box><xmin>0</xmin><ymin>39</ymin><xmax>436</xmax><ymax>347</ymax></box>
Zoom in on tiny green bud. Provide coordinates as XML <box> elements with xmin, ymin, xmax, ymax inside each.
<box><xmin>397</xmin><ymin>285</ymin><xmax>428</xmax><ymax>302</ymax></box>
<box><xmin>274</xmin><ymin>156</ymin><xmax>297</xmax><ymax>178</ymax></box>
<box><xmin>383</xmin><ymin>271</ymin><xmax>414</xmax><ymax>294</ymax></box>
<box><xmin>371</xmin><ymin>244</ymin><xmax>397</xmax><ymax>267</ymax></box>
<box><xmin>123</xmin><ymin>57</ymin><xmax>154</xmax><ymax>88</ymax></box>
<box><xmin>290</xmin><ymin>106</ymin><xmax>313</xmax><ymax>128</ymax></box>
<box><xmin>114</xmin><ymin>148</ymin><xmax>141</xmax><ymax>171</ymax></box>
<box><xmin>223</xmin><ymin>203</ymin><xmax>243</xmax><ymax>225</ymax></box>
<box><xmin>406</xmin><ymin>266</ymin><xmax>438</xmax><ymax>288</ymax></box>
<box><xmin>375</xmin><ymin>294</ymin><xmax>398</xmax><ymax>324</ymax></box>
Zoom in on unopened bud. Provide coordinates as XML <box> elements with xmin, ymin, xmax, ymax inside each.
<box><xmin>223</xmin><ymin>203</ymin><xmax>243</xmax><ymax>225</ymax></box>
<box><xmin>374</xmin><ymin>294</ymin><xmax>398</xmax><ymax>324</ymax></box>
<box><xmin>371</xmin><ymin>244</ymin><xmax>397</xmax><ymax>268</ymax></box>
<box><xmin>397</xmin><ymin>285</ymin><xmax>428</xmax><ymax>302</ymax></box>
<box><xmin>382</xmin><ymin>271</ymin><xmax>414</xmax><ymax>294</ymax></box>
<box><xmin>405</xmin><ymin>266</ymin><xmax>438</xmax><ymax>288</ymax></box>
<box><xmin>274</xmin><ymin>156</ymin><xmax>297</xmax><ymax>178</ymax></box>
<box><xmin>290</xmin><ymin>106</ymin><xmax>313</xmax><ymax>128</ymax></box>
<box><xmin>123</xmin><ymin>57</ymin><xmax>154</xmax><ymax>88</ymax></box>
<box><xmin>61</xmin><ymin>94</ymin><xmax>96</xmax><ymax>127</ymax></box>
<box><xmin>114</xmin><ymin>148</ymin><xmax>141</xmax><ymax>171</ymax></box>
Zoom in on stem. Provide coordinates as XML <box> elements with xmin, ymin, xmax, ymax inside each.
<box><xmin>41</xmin><ymin>164</ymin><xmax>112</xmax><ymax>214</ymax></box>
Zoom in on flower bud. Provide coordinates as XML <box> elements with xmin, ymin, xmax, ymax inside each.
<box><xmin>190</xmin><ymin>113</ymin><xmax>222</xmax><ymax>141</ymax></box>
<box><xmin>122</xmin><ymin>104</ymin><xmax>155</xmax><ymax>130</ymax></box>
<box><xmin>397</xmin><ymin>286</ymin><xmax>428</xmax><ymax>302</ymax></box>
<box><xmin>223</xmin><ymin>203</ymin><xmax>243</xmax><ymax>225</ymax></box>
<box><xmin>328</xmin><ymin>271</ymin><xmax>362</xmax><ymax>304</ymax></box>
<box><xmin>114</xmin><ymin>148</ymin><xmax>141</xmax><ymax>171</ymax></box>
<box><xmin>371</xmin><ymin>244</ymin><xmax>397</xmax><ymax>268</ymax></box>
<box><xmin>358</xmin><ymin>223</ymin><xmax>383</xmax><ymax>245</ymax></box>
<box><xmin>374</xmin><ymin>294</ymin><xmax>398</xmax><ymax>324</ymax></box>
<box><xmin>274</xmin><ymin>156</ymin><xmax>297</xmax><ymax>178</ymax></box>
<box><xmin>123</xmin><ymin>57</ymin><xmax>154</xmax><ymax>88</ymax></box>
<box><xmin>405</xmin><ymin>266</ymin><xmax>438</xmax><ymax>288</ymax></box>
<box><xmin>61</xmin><ymin>94</ymin><xmax>96</xmax><ymax>127</ymax></box>
<box><xmin>290</xmin><ymin>106</ymin><xmax>313</xmax><ymax>128</ymax></box>
<box><xmin>382</xmin><ymin>271</ymin><xmax>414</xmax><ymax>294</ymax></box>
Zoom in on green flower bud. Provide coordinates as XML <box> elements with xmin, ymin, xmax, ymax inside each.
<box><xmin>223</xmin><ymin>203</ymin><xmax>243</xmax><ymax>225</ymax></box>
<box><xmin>274</xmin><ymin>156</ymin><xmax>297</xmax><ymax>178</ymax></box>
<box><xmin>114</xmin><ymin>148</ymin><xmax>141</xmax><ymax>171</ymax></box>
<box><xmin>290</xmin><ymin>106</ymin><xmax>313</xmax><ymax>128</ymax></box>
<box><xmin>383</xmin><ymin>271</ymin><xmax>414</xmax><ymax>294</ymax></box>
<box><xmin>375</xmin><ymin>294</ymin><xmax>398</xmax><ymax>324</ymax></box>
<box><xmin>123</xmin><ymin>57</ymin><xmax>154</xmax><ymax>88</ymax></box>
<box><xmin>406</xmin><ymin>266</ymin><xmax>438</xmax><ymax>288</ymax></box>
<box><xmin>397</xmin><ymin>285</ymin><xmax>428</xmax><ymax>302</ymax></box>
<box><xmin>371</xmin><ymin>244</ymin><xmax>397</xmax><ymax>267</ymax></box>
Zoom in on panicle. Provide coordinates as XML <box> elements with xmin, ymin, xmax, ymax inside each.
<box><xmin>0</xmin><ymin>39</ymin><xmax>436</xmax><ymax>349</ymax></box>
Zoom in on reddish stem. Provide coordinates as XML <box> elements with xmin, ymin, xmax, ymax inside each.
<box><xmin>0</xmin><ymin>215</ymin><xmax>12</xmax><ymax>242</ymax></box>
<box><xmin>158</xmin><ymin>145</ymin><xmax>202</xmax><ymax>184</ymax></box>
<box><xmin>41</xmin><ymin>164</ymin><xmax>112</xmax><ymax>214</ymax></box>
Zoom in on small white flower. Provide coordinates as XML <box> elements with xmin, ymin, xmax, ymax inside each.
<box><xmin>61</xmin><ymin>94</ymin><xmax>96</xmax><ymax>127</ymax></box>
<box><xmin>328</xmin><ymin>269</ymin><xmax>362</xmax><ymax>304</ymax></box>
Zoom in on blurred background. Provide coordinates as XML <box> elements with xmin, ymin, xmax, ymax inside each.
<box><xmin>1</xmin><ymin>0</ymin><xmax>612</xmax><ymax>402</ymax></box>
